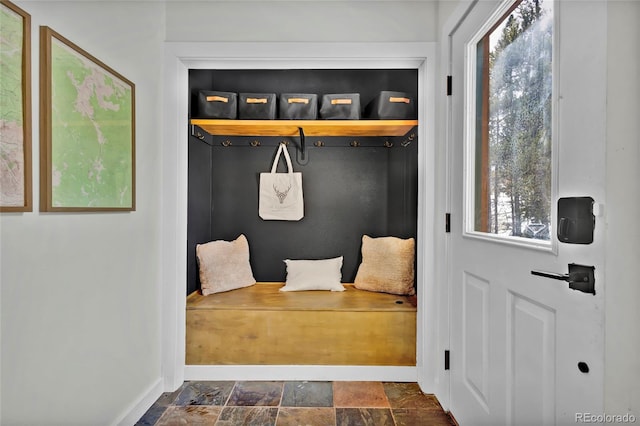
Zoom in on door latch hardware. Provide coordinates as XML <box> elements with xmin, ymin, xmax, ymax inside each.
<box><xmin>531</xmin><ymin>263</ymin><xmax>595</xmax><ymax>295</ymax></box>
<box><xmin>578</xmin><ymin>362</ymin><xmax>590</xmax><ymax>373</ymax></box>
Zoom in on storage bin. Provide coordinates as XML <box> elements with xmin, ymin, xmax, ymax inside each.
<box><xmin>319</xmin><ymin>93</ymin><xmax>361</xmax><ymax>120</ymax></box>
<box><xmin>279</xmin><ymin>93</ymin><xmax>318</xmax><ymax>119</ymax></box>
<box><xmin>238</xmin><ymin>93</ymin><xmax>277</xmax><ymax>119</ymax></box>
<box><xmin>198</xmin><ymin>91</ymin><xmax>237</xmax><ymax>119</ymax></box>
<box><xmin>365</xmin><ymin>91</ymin><xmax>415</xmax><ymax>119</ymax></box>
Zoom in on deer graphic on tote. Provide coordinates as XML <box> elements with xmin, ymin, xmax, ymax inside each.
<box><xmin>273</xmin><ymin>183</ymin><xmax>291</xmax><ymax>204</ymax></box>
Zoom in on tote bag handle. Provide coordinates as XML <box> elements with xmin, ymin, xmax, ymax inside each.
<box><xmin>270</xmin><ymin>143</ymin><xmax>295</xmax><ymax>174</ymax></box>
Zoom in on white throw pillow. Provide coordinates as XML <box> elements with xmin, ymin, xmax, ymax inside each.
<box><xmin>280</xmin><ymin>256</ymin><xmax>345</xmax><ymax>292</ymax></box>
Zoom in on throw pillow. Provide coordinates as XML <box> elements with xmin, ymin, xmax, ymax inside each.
<box><xmin>196</xmin><ymin>234</ymin><xmax>256</xmax><ymax>295</ymax></box>
<box><xmin>279</xmin><ymin>256</ymin><xmax>345</xmax><ymax>292</ymax></box>
<box><xmin>354</xmin><ymin>235</ymin><xmax>415</xmax><ymax>295</ymax></box>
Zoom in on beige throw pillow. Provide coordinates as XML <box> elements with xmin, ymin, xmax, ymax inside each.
<box><xmin>354</xmin><ymin>235</ymin><xmax>415</xmax><ymax>295</ymax></box>
<box><xmin>196</xmin><ymin>234</ymin><xmax>256</xmax><ymax>295</ymax></box>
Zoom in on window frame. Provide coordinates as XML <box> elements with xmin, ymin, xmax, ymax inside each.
<box><xmin>462</xmin><ymin>0</ymin><xmax>559</xmax><ymax>253</ymax></box>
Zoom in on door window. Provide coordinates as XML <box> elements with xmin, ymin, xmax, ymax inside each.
<box><xmin>465</xmin><ymin>0</ymin><xmax>554</xmax><ymax>246</ymax></box>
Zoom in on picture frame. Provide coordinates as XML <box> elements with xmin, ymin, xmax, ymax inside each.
<box><xmin>39</xmin><ymin>26</ymin><xmax>135</xmax><ymax>212</ymax></box>
<box><xmin>0</xmin><ymin>0</ymin><xmax>32</xmax><ymax>212</ymax></box>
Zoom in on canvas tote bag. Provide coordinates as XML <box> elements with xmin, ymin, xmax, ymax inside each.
<box><xmin>259</xmin><ymin>143</ymin><xmax>304</xmax><ymax>221</ymax></box>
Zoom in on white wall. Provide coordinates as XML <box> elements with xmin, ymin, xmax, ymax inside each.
<box><xmin>605</xmin><ymin>0</ymin><xmax>640</xmax><ymax>419</ymax></box>
<box><xmin>1</xmin><ymin>2</ymin><xmax>165</xmax><ymax>424</ymax></box>
<box><xmin>165</xmin><ymin>1</ymin><xmax>438</xmax><ymax>42</ymax></box>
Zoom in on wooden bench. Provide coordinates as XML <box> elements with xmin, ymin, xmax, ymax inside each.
<box><xmin>186</xmin><ymin>283</ymin><xmax>417</xmax><ymax>366</ymax></box>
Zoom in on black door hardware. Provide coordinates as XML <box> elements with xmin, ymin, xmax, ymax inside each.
<box><xmin>531</xmin><ymin>263</ymin><xmax>595</xmax><ymax>295</ymax></box>
<box><xmin>557</xmin><ymin>197</ymin><xmax>595</xmax><ymax>244</ymax></box>
<box><xmin>578</xmin><ymin>362</ymin><xmax>590</xmax><ymax>373</ymax></box>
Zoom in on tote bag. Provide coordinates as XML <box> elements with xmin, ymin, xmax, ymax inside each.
<box><xmin>259</xmin><ymin>143</ymin><xmax>304</xmax><ymax>221</ymax></box>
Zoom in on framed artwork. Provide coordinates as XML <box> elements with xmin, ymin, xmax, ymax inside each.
<box><xmin>0</xmin><ymin>0</ymin><xmax>32</xmax><ymax>212</ymax></box>
<box><xmin>39</xmin><ymin>26</ymin><xmax>135</xmax><ymax>212</ymax></box>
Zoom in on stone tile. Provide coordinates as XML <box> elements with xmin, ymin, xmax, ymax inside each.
<box><xmin>156</xmin><ymin>406</ymin><xmax>222</xmax><ymax>425</ymax></box>
<box><xmin>392</xmin><ymin>408</ymin><xmax>455</xmax><ymax>426</ymax></box>
<box><xmin>281</xmin><ymin>381</ymin><xmax>333</xmax><ymax>407</ymax></box>
<box><xmin>333</xmin><ymin>382</ymin><xmax>390</xmax><ymax>408</ymax></box>
<box><xmin>135</xmin><ymin>402</ymin><xmax>168</xmax><ymax>426</ymax></box>
<box><xmin>136</xmin><ymin>385</ymin><xmax>188</xmax><ymax>425</ymax></box>
<box><xmin>156</xmin><ymin>384</ymin><xmax>187</xmax><ymax>406</ymax></box>
<box><xmin>227</xmin><ymin>381</ymin><xmax>283</xmax><ymax>406</ymax></box>
<box><xmin>141</xmin><ymin>381</ymin><xmax>454</xmax><ymax>425</ymax></box>
<box><xmin>276</xmin><ymin>407</ymin><xmax>336</xmax><ymax>426</ymax></box>
<box><xmin>174</xmin><ymin>381</ymin><xmax>235</xmax><ymax>406</ymax></box>
<box><xmin>215</xmin><ymin>406</ymin><xmax>278</xmax><ymax>426</ymax></box>
<box><xmin>383</xmin><ymin>382</ymin><xmax>444</xmax><ymax>410</ymax></box>
<box><xmin>336</xmin><ymin>408</ymin><xmax>395</xmax><ymax>426</ymax></box>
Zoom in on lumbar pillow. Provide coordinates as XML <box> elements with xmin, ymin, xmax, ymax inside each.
<box><xmin>196</xmin><ymin>234</ymin><xmax>256</xmax><ymax>295</ymax></box>
<box><xmin>280</xmin><ymin>256</ymin><xmax>345</xmax><ymax>292</ymax></box>
<box><xmin>354</xmin><ymin>235</ymin><xmax>415</xmax><ymax>295</ymax></box>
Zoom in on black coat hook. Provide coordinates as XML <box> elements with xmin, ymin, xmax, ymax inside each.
<box><xmin>298</xmin><ymin>127</ymin><xmax>306</xmax><ymax>161</ymax></box>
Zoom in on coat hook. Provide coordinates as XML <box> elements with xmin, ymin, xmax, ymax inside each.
<box><xmin>250</xmin><ymin>140</ymin><xmax>261</xmax><ymax>147</ymax></box>
<box><xmin>314</xmin><ymin>141</ymin><xmax>325</xmax><ymax>147</ymax></box>
<box><xmin>384</xmin><ymin>140</ymin><xmax>394</xmax><ymax>148</ymax></box>
<box><xmin>191</xmin><ymin>126</ymin><xmax>205</xmax><ymax>141</ymax></box>
<box><xmin>350</xmin><ymin>140</ymin><xmax>360</xmax><ymax>147</ymax></box>
<box><xmin>298</xmin><ymin>127</ymin><xmax>306</xmax><ymax>161</ymax></box>
<box><xmin>221</xmin><ymin>140</ymin><xmax>232</xmax><ymax>147</ymax></box>
<box><xmin>401</xmin><ymin>133</ymin><xmax>416</xmax><ymax>147</ymax></box>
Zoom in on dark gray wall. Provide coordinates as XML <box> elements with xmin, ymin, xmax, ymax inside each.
<box><xmin>187</xmin><ymin>69</ymin><xmax>418</xmax><ymax>295</ymax></box>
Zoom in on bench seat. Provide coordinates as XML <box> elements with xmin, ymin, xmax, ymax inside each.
<box><xmin>186</xmin><ymin>282</ymin><xmax>417</xmax><ymax>366</ymax></box>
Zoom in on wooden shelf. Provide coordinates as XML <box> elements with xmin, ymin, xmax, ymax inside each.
<box><xmin>190</xmin><ymin>119</ymin><xmax>418</xmax><ymax>137</ymax></box>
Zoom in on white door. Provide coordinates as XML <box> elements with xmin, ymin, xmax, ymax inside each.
<box><xmin>448</xmin><ymin>1</ymin><xmax>607</xmax><ymax>424</ymax></box>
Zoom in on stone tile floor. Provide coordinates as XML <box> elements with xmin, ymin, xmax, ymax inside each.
<box><xmin>136</xmin><ymin>381</ymin><xmax>455</xmax><ymax>425</ymax></box>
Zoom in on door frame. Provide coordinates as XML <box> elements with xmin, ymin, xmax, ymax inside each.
<box><xmin>160</xmin><ymin>42</ymin><xmax>440</xmax><ymax>392</ymax></box>
<box><xmin>437</xmin><ymin>1</ymin><xmax>488</xmax><ymax>411</ymax></box>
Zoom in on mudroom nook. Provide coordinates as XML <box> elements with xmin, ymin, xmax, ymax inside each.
<box><xmin>185</xmin><ymin>68</ymin><xmax>422</xmax><ymax>368</ymax></box>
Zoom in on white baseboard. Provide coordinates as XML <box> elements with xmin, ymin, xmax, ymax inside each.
<box><xmin>113</xmin><ymin>378</ymin><xmax>163</xmax><ymax>426</ymax></box>
<box><xmin>184</xmin><ymin>365</ymin><xmax>418</xmax><ymax>382</ymax></box>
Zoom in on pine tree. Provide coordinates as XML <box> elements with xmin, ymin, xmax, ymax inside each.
<box><xmin>487</xmin><ymin>0</ymin><xmax>552</xmax><ymax>238</ymax></box>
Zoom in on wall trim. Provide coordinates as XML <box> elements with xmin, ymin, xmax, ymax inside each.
<box><xmin>185</xmin><ymin>366</ymin><xmax>418</xmax><ymax>383</ymax></box>
<box><xmin>113</xmin><ymin>378</ymin><xmax>163</xmax><ymax>426</ymax></box>
<box><xmin>161</xmin><ymin>41</ymin><xmax>438</xmax><ymax>392</ymax></box>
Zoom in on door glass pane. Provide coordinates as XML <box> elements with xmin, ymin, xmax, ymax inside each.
<box><xmin>474</xmin><ymin>0</ymin><xmax>553</xmax><ymax>241</ymax></box>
